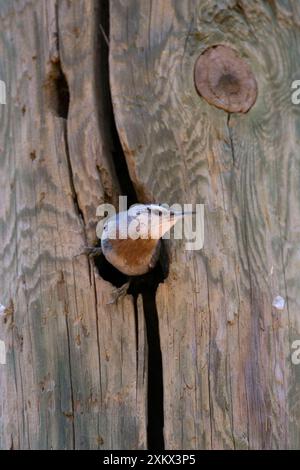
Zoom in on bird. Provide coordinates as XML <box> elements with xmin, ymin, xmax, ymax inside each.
<box><xmin>84</xmin><ymin>204</ymin><xmax>195</xmax><ymax>302</ymax></box>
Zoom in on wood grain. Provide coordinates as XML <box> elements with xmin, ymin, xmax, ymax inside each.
<box><xmin>110</xmin><ymin>0</ymin><xmax>300</xmax><ymax>449</ymax></box>
<box><xmin>0</xmin><ymin>0</ymin><xmax>146</xmax><ymax>449</ymax></box>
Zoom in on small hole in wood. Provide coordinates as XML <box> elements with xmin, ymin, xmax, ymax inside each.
<box><xmin>44</xmin><ymin>59</ymin><xmax>70</xmax><ymax>119</ymax></box>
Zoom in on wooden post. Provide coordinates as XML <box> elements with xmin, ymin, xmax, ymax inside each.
<box><xmin>109</xmin><ymin>0</ymin><xmax>300</xmax><ymax>450</ymax></box>
<box><xmin>0</xmin><ymin>0</ymin><xmax>146</xmax><ymax>450</ymax></box>
<box><xmin>0</xmin><ymin>0</ymin><xmax>300</xmax><ymax>450</ymax></box>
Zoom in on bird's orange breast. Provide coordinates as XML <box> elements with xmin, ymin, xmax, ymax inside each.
<box><xmin>110</xmin><ymin>237</ymin><xmax>157</xmax><ymax>265</ymax></box>
<box><xmin>103</xmin><ymin>237</ymin><xmax>159</xmax><ymax>276</ymax></box>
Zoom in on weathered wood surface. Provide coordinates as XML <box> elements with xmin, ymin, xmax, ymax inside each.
<box><xmin>0</xmin><ymin>0</ymin><xmax>147</xmax><ymax>449</ymax></box>
<box><xmin>110</xmin><ymin>0</ymin><xmax>300</xmax><ymax>449</ymax></box>
<box><xmin>1</xmin><ymin>0</ymin><xmax>300</xmax><ymax>451</ymax></box>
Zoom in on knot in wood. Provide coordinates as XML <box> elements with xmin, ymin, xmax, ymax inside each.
<box><xmin>194</xmin><ymin>45</ymin><xmax>257</xmax><ymax>113</ymax></box>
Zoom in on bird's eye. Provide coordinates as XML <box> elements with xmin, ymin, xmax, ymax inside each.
<box><xmin>147</xmin><ymin>207</ymin><xmax>163</xmax><ymax>216</ymax></box>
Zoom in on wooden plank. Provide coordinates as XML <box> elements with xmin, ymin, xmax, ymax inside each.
<box><xmin>0</xmin><ymin>0</ymin><xmax>147</xmax><ymax>449</ymax></box>
<box><xmin>110</xmin><ymin>0</ymin><xmax>300</xmax><ymax>449</ymax></box>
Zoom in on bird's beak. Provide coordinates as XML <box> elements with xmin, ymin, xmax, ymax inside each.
<box><xmin>158</xmin><ymin>210</ymin><xmax>195</xmax><ymax>236</ymax></box>
<box><xmin>149</xmin><ymin>210</ymin><xmax>196</xmax><ymax>239</ymax></box>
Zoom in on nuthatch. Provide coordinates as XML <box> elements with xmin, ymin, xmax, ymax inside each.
<box><xmin>85</xmin><ymin>204</ymin><xmax>194</xmax><ymax>302</ymax></box>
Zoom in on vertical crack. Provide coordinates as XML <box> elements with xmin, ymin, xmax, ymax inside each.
<box><xmin>53</xmin><ymin>2</ymin><xmax>76</xmax><ymax>449</ymax></box>
<box><xmin>97</xmin><ymin>0</ymin><xmax>137</xmax><ymax>207</ymax></box>
<box><xmin>205</xmin><ymin>266</ymin><xmax>213</xmax><ymax>449</ymax></box>
<box><xmin>98</xmin><ymin>0</ymin><xmax>165</xmax><ymax>450</ymax></box>
<box><xmin>64</xmin><ymin>302</ymin><xmax>76</xmax><ymax>450</ymax></box>
<box><xmin>142</xmin><ymin>287</ymin><xmax>165</xmax><ymax>450</ymax></box>
<box><xmin>227</xmin><ymin>113</ymin><xmax>236</xmax><ymax>167</ymax></box>
<box><xmin>45</xmin><ymin>4</ymin><xmax>84</xmax><ymax>226</ymax></box>
<box><xmin>63</xmin><ymin>123</ymin><xmax>86</xmax><ymax>226</ymax></box>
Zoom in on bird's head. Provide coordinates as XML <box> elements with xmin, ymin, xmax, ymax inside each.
<box><xmin>101</xmin><ymin>204</ymin><xmax>195</xmax><ymax>242</ymax></box>
<box><xmin>127</xmin><ymin>204</ymin><xmax>195</xmax><ymax>240</ymax></box>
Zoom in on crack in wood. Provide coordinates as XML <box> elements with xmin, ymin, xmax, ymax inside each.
<box><xmin>99</xmin><ymin>0</ymin><xmax>166</xmax><ymax>449</ymax></box>
<box><xmin>63</xmin><ymin>123</ymin><xmax>86</xmax><ymax>228</ymax></box>
<box><xmin>54</xmin><ymin>2</ymin><xmax>76</xmax><ymax>449</ymax></box>
<box><xmin>227</xmin><ymin>113</ymin><xmax>236</xmax><ymax>168</ymax></box>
